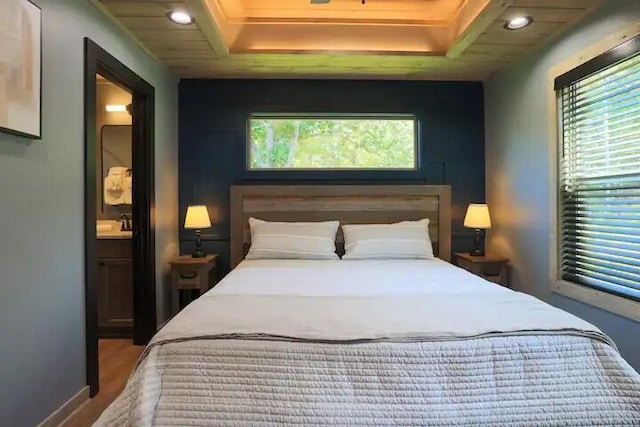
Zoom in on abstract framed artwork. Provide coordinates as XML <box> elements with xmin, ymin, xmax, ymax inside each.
<box><xmin>0</xmin><ymin>0</ymin><xmax>42</xmax><ymax>139</ymax></box>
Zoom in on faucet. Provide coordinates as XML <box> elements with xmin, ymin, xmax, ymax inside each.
<box><xmin>120</xmin><ymin>214</ymin><xmax>132</xmax><ymax>232</ymax></box>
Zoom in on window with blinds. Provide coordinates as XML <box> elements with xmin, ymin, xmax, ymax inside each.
<box><xmin>556</xmin><ymin>35</ymin><xmax>640</xmax><ymax>302</ymax></box>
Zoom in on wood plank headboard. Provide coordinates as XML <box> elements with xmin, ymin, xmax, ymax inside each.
<box><xmin>230</xmin><ymin>185</ymin><xmax>452</xmax><ymax>268</ymax></box>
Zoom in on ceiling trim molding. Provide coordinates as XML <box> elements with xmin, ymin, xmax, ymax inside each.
<box><xmin>226</xmin><ymin>17</ymin><xmax>452</xmax><ymax>27</ymax></box>
<box><xmin>187</xmin><ymin>0</ymin><xmax>230</xmax><ymax>57</ymax></box>
<box><xmin>446</xmin><ymin>0</ymin><xmax>513</xmax><ymax>59</ymax></box>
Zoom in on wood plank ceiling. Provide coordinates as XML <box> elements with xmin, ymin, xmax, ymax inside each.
<box><xmin>96</xmin><ymin>0</ymin><xmax>600</xmax><ymax>80</ymax></box>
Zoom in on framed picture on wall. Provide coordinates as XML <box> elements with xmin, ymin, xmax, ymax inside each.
<box><xmin>0</xmin><ymin>0</ymin><xmax>42</xmax><ymax>139</ymax></box>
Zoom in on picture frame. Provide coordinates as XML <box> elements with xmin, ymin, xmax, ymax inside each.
<box><xmin>0</xmin><ymin>0</ymin><xmax>42</xmax><ymax>139</ymax></box>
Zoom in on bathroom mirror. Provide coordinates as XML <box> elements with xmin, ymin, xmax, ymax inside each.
<box><xmin>101</xmin><ymin>125</ymin><xmax>132</xmax><ymax>214</ymax></box>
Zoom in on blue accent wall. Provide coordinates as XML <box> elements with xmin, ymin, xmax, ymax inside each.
<box><xmin>179</xmin><ymin>79</ymin><xmax>485</xmax><ymax>274</ymax></box>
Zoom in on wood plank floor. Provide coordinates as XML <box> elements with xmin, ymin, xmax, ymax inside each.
<box><xmin>62</xmin><ymin>339</ymin><xmax>144</xmax><ymax>427</ymax></box>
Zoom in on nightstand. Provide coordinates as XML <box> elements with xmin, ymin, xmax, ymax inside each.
<box><xmin>170</xmin><ymin>255</ymin><xmax>218</xmax><ymax>310</ymax></box>
<box><xmin>454</xmin><ymin>252</ymin><xmax>509</xmax><ymax>287</ymax></box>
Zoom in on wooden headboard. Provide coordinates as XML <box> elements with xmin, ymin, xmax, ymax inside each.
<box><xmin>230</xmin><ymin>185</ymin><xmax>452</xmax><ymax>268</ymax></box>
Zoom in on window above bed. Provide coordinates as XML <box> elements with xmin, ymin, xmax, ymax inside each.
<box><xmin>247</xmin><ymin>115</ymin><xmax>417</xmax><ymax>170</ymax></box>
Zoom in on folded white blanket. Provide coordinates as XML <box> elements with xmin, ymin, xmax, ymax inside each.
<box><xmin>152</xmin><ymin>292</ymin><xmax>613</xmax><ymax>347</ymax></box>
<box><xmin>97</xmin><ymin>335</ymin><xmax>640</xmax><ymax>426</ymax></box>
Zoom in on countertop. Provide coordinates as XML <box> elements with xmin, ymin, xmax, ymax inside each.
<box><xmin>97</xmin><ymin>231</ymin><xmax>132</xmax><ymax>240</ymax></box>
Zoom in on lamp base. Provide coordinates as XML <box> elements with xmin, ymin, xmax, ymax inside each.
<box><xmin>470</xmin><ymin>228</ymin><xmax>485</xmax><ymax>257</ymax></box>
<box><xmin>192</xmin><ymin>229</ymin><xmax>206</xmax><ymax>258</ymax></box>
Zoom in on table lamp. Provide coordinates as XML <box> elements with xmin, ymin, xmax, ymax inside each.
<box><xmin>463</xmin><ymin>204</ymin><xmax>491</xmax><ymax>256</ymax></box>
<box><xmin>185</xmin><ymin>205</ymin><xmax>212</xmax><ymax>258</ymax></box>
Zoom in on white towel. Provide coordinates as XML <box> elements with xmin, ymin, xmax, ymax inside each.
<box><xmin>104</xmin><ymin>167</ymin><xmax>128</xmax><ymax>205</ymax></box>
<box><xmin>123</xmin><ymin>175</ymin><xmax>132</xmax><ymax>205</ymax></box>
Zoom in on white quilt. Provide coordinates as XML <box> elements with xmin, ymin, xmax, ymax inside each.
<box><xmin>96</xmin><ymin>259</ymin><xmax>640</xmax><ymax>426</ymax></box>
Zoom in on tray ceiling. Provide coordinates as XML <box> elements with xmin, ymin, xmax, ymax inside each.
<box><xmin>96</xmin><ymin>0</ymin><xmax>600</xmax><ymax>80</ymax></box>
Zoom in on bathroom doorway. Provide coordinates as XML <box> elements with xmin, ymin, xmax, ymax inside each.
<box><xmin>96</xmin><ymin>75</ymin><xmax>133</xmax><ymax>341</ymax></box>
<box><xmin>84</xmin><ymin>39</ymin><xmax>156</xmax><ymax>398</ymax></box>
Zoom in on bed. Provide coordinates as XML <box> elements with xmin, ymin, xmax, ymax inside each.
<box><xmin>96</xmin><ymin>185</ymin><xmax>640</xmax><ymax>426</ymax></box>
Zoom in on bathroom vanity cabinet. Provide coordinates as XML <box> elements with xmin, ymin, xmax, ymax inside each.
<box><xmin>97</xmin><ymin>239</ymin><xmax>133</xmax><ymax>337</ymax></box>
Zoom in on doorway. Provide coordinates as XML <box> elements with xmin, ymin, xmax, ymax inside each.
<box><xmin>96</xmin><ymin>76</ymin><xmax>133</xmax><ymax>339</ymax></box>
<box><xmin>84</xmin><ymin>38</ymin><xmax>156</xmax><ymax>397</ymax></box>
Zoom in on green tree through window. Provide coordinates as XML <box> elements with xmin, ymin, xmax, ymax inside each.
<box><xmin>248</xmin><ymin>116</ymin><xmax>416</xmax><ymax>169</ymax></box>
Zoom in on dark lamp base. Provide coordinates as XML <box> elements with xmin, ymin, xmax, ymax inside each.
<box><xmin>470</xmin><ymin>228</ymin><xmax>486</xmax><ymax>257</ymax></box>
<box><xmin>192</xmin><ymin>229</ymin><xmax>206</xmax><ymax>258</ymax></box>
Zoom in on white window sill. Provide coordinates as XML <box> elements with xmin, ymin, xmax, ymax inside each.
<box><xmin>552</xmin><ymin>280</ymin><xmax>640</xmax><ymax>323</ymax></box>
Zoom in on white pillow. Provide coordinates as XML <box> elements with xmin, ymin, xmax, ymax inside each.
<box><xmin>342</xmin><ymin>219</ymin><xmax>434</xmax><ymax>260</ymax></box>
<box><xmin>246</xmin><ymin>217</ymin><xmax>339</xmax><ymax>260</ymax></box>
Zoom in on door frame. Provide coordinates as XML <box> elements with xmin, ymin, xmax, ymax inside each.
<box><xmin>84</xmin><ymin>38</ymin><xmax>156</xmax><ymax>397</ymax></box>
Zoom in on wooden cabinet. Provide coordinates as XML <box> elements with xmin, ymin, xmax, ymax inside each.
<box><xmin>97</xmin><ymin>240</ymin><xmax>133</xmax><ymax>337</ymax></box>
<box><xmin>170</xmin><ymin>255</ymin><xmax>218</xmax><ymax>313</ymax></box>
<box><xmin>454</xmin><ymin>252</ymin><xmax>510</xmax><ymax>287</ymax></box>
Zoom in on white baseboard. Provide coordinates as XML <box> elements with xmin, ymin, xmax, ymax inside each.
<box><xmin>37</xmin><ymin>386</ymin><xmax>90</xmax><ymax>427</ymax></box>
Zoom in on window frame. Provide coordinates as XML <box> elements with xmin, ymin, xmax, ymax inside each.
<box><xmin>547</xmin><ymin>25</ymin><xmax>640</xmax><ymax>322</ymax></box>
<box><xmin>245</xmin><ymin>113</ymin><xmax>420</xmax><ymax>174</ymax></box>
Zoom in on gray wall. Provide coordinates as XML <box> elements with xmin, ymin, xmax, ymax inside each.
<box><xmin>0</xmin><ymin>1</ymin><xmax>178</xmax><ymax>426</ymax></box>
<box><xmin>485</xmin><ymin>0</ymin><xmax>640</xmax><ymax>371</ymax></box>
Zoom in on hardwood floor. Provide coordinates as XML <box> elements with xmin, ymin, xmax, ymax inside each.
<box><xmin>62</xmin><ymin>339</ymin><xmax>144</xmax><ymax>427</ymax></box>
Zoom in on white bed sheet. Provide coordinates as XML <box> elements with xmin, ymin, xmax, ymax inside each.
<box><xmin>152</xmin><ymin>258</ymin><xmax>609</xmax><ymax>346</ymax></box>
<box><xmin>207</xmin><ymin>258</ymin><xmax>509</xmax><ymax>297</ymax></box>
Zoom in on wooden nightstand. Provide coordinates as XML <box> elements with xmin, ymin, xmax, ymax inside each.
<box><xmin>454</xmin><ymin>252</ymin><xmax>509</xmax><ymax>287</ymax></box>
<box><xmin>170</xmin><ymin>255</ymin><xmax>218</xmax><ymax>310</ymax></box>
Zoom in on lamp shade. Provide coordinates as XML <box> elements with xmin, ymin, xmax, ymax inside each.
<box><xmin>184</xmin><ymin>205</ymin><xmax>212</xmax><ymax>229</ymax></box>
<box><xmin>463</xmin><ymin>204</ymin><xmax>491</xmax><ymax>229</ymax></box>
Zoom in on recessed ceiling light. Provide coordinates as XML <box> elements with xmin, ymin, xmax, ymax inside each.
<box><xmin>167</xmin><ymin>10</ymin><xmax>193</xmax><ymax>25</ymax></box>
<box><xmin>504</xmin><ymin>15</ymin><xmax>533</xmax><ymax>30</ymax></box>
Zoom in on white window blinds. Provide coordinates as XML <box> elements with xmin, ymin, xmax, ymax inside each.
<box><xmin>558</xmin><ymin>46</ymin><xmax>640</xmax><ymax>301</ymax></box>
